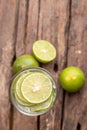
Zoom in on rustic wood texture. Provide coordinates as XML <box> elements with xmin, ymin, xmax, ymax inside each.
<box><xmin>12</xmin><ymin>0</ymin><xmax>39</xmax><ymax>130</ymax></box>
<box><xmin>63</xmin><ymin>0</ymin><xmax>87</xmax><ymax>130</ymax></box>
<box><xmin>0</xmin><ymin>0</ymin><xmax>18</xmax><ymax>130</ymax></box>
<box><xmin>38</xmin><ymin>0</ymin><xmax>69</xmax><ymax>130</ymax></box>
<box><xmin>0</xmin><ymin>0</ymin><xmax>87</xmax><ymax>130</ymax></box>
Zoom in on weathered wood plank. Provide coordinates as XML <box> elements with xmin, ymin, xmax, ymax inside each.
<box><xmin>12</xmin><ymin>0</ymin><xmax>39</xmax><ymax>130</ymax></box>
<box><xmin>25</xmin><ymin>0</ymin><xmax>39</xmax><ymax>53</ymax></box>
<box><xmin>15</xmin><ymin>0</ymin><xmax>27</xmax><ymax>57</ymax></box>
<box><xmin>0</xmin><ymin>0</ymin><xmax>18</xmax><ymax>129</ymax></box>
<box><xmin>63</xmin><ymin>0</ymin><xmax>87</xmax><ymax>130</ymax></box>
<box><xmin>38</xmin><ymin>0</ymin><xmax>69</xmax><ymax>130</ymax></box>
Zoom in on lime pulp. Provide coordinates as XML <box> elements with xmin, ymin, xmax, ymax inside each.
<box><xmin>33</xmin><ymin>40</ymin><xmax>56</xmax><ymax>63</ymax></box>
<box><xmin>21</xmin><ymin>72</ymin><xmax>53</xmax><ymax>104</ymax></box>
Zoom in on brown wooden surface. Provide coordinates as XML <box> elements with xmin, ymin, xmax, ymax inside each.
<box><xmin>0</xmin><ymin>0</ymin><xmax>87</xmax><ymax>130</ymax></box>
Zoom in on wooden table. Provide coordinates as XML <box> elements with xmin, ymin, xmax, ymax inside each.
<box><xmin>0</xmin><ymin>0</ymin><xmax>87</xmax><ymax>130</ymax></box>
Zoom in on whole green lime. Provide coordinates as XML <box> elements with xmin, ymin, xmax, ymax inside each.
<box><xmin>13</xmin><ymin>54</ymin><xmax>39</xmax><ymax>73</ymax></box>
<box><xmin>59</xmin><ymin>66</ymin><xmax>85</xmax><ymax>93</ymax></box>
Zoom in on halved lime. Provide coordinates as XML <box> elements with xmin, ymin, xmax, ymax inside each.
<box><xmin>21</xmin><ymin>72</ymin><xmax>53</xmax><ymax>104</ymax></box>
<box><xmin>13</xmin><ymin>54</ymin><xmax>39</xmax><ymax>73</ymax></box>
<box><xmin>30</xmin><ymin>91</ymin><xmax>55</xmax><ymax>112</ymax></box>
<box><xmin>32</xmin><ymin>40</ymin><xmax>56</xmax><ymax>63</ymax></box>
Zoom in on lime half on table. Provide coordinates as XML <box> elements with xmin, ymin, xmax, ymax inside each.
<box><xmin>33</xmin><ymin>40</ymin><xmax>56</xmax><ymax>63</ymax></box>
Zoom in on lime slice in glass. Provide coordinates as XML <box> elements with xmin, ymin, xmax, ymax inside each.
<box><xmin>15</xmin><ymin>73</ymin><xmax>33</xmax><ymax>104</ymax></box>
<box><xmin>21</xmin><ymin>72</ymin><xmax>53</xmax><ymax>104</ymax></box>
<box><xmin>12</xmin><ymin>70</ymin><xmax>35</xmax><ymax>106</ymax></box>
<box><xmin>30</xmin><ymin>91</ymin><xmax>55</xmax><ymax>112</ymax></box>
<box><xmin>11</xmin><ymin>74</ymin><xmax>21</xmax><ymax>93</ymax></box>
<box><xmin>32</xmin><ymin>40</ymin><xmax>56</xmax><ymax>63</ymax></box>
<box><xmin>12</xmin><ymin>70</ymin><xmax>31</xmax><ymax>91</ymax></box>
<box><xmin>15</xmin><ymin>93</ymin><xmax>33</xmax><ymax>106</ymax></box>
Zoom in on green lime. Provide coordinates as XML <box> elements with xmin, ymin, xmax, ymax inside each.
<box><xmin>30</xmin><ymin>91</ymin><xmax>55</xmax><ymax>112</ymax></box>
<box><xmin>11</xmin><ymin>69</ymin><xmax>32</xmax><ymax>91</ymax></box>
<box><xmin>15</xmin><ymin>73</ymin><xmax>33</xmax><ymax>105</ymax></box>
<box><xmin>15</xmin><ymin>93</ymin><xmax>33</xmax><ymax>106</ymax></box>
<box><xmin>32</xmin><ymin>40</ymin><xmax>56</xmax><ymax>63</ymax></box>
<box><xmin>12</xmin><ymin>70</ymin><xmax>35</xmax><ymax>106</ymax></box>
<box><xmin>13</xmin><ymin>54</ymin><xmax>39</xmax><ymax>73</ymax></box>
<box><xmin>59</xmin><ymin>66</ymin><xmax>85</xmax><ymax>93</ymax></box>
<box><xmin>11</xmin><ymin>75</ymin><xmax>20</xmax><ymax>91</ymax></box>
<box><xmin>21</xmin><ymin>72</ymin><xmax>53</xmax><ymax>104</ymax></box>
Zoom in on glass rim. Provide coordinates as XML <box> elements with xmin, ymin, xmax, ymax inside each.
<box><xmin>11</xmin><ymin>66</ymin><xmax>55</xmax><ymax>80</ymax></box>
<box><xmin>10</xmin><ymin>66</ymin><xmax>57</xmax><ymax>116</ymax></box>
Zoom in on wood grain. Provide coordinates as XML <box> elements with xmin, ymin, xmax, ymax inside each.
<box><xmin>38</xmin><ymin>0</ymin><xmax>69</xmax><ymax>130</ymax></box>
<box><xmin>0</xmin><ymin>0</ymin><xmax>87</xmax><ymax>129</ymax></box>
<box><xmin>0</xmin><ymin>0</ymin><xmax>18</xmax><ymax>130</ymax></box>
<box><xmin>12</xmin><ymin>0</ymin><xmax>39</xmax><ymax>130</ymax></box>
<box><xmin>15</xmin><ymin>0</ymin><xmax>27</xmax><ymax>57</ymax></box>
<box><xmin>25</xmin><ymin>0</ymin><xmax>39</xmax><ymax>54</ymax></box>
<box><xmin>62</xmin><ymin>0</ymin><xmax>87</xmax><ymax>130</ymax></box>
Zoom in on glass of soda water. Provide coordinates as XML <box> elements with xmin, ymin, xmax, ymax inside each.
<box><xmin>10</xmin><ymin>67</ymin><xmax>57</xmax><ymax>116</ymax></box>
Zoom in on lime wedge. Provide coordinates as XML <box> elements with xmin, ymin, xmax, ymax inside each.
<box><xmin>21</xmin><ymin>72</ymin><xmax>53</xmax><ymax>104</ymax></box>
<box><xmin>30</xmin><ymin>91</ymin><xmax>55</xmax><ymax>112</ymax></box>
<box><xmin>32</xmin><ymin>40</ymin><xmax>56</xmax><ymax>63</ymax></box>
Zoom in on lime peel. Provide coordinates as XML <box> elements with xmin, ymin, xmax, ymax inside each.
<box><xmin>59</xmin><ymin>66</ymin><xmax>85</xmax><ymax>93</ymax></box>
<box><xmin>13</xmin><ymin>54</ymin><xmax>39</xmax><ymax>73</ymax></box>
<box><xmin>30</xmin><ymin>91</ymin><xmax>55</xmax><ymax>112</ymax></box>
<box><xmin>15</xmin><ymin>73</ymin><xmax>33</xmax><ymax>104</ymax></box>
